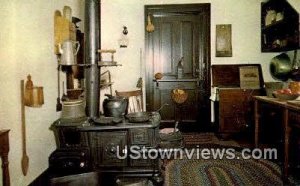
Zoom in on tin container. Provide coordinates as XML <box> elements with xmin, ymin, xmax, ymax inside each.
<box><xmin>61</xmin><ymin>99</ymin><xmax>85</xmax><ymax>119</ymax></box>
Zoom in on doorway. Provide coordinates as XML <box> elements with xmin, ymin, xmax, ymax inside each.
<box><xmin>145</xmin><ymin>4</ymin><xmax>211</xmax><ymax>130</ymax></box>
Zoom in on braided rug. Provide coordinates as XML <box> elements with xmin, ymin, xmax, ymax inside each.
<box><xmin>165</xmin><ymin>152</ymin><xmax>283</xmax><ymax>186</ymax></box>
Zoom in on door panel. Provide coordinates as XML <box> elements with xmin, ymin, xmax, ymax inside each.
<box><xmin>161</xmin><ymin>23</ymin><xmax>173</xmax><ymax>74</ymax></box>
<box><xmin>145</xmin><ymin>4</ymin><xmax>211</xmax><ymax>127</ymax></box>
<box><xmin>154</xmin><ymin>16</ymin><xmax>199</xmax><ymax>77</ymax></box>
<box><xmin>159</xmin><ymin>89</ymin><xmax>175</xmax><ymax>122</ymax></box>
<box><xmin>182</xmin><ymin>21</ymin><xmax>193</xmax><ymax>74</ymax></box>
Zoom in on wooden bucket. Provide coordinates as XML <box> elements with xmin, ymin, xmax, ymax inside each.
<box><xmin>24</xmin><ymin>87</ymin><xmax>44</xmax><ymax>107</ymax></box>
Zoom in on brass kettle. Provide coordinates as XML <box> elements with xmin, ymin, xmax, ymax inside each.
<box><xmin>270</xmin><ymin>53</ymin><xmax>292</xmax><ymax>81</ymax></box>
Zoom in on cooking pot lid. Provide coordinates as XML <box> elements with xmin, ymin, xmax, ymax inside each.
<box><xmin>63</xmin><ymin>99</ymin><xmax>84</xmax><ymax>105</ymax></box>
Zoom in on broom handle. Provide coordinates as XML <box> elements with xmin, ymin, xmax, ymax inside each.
<box><xmin>140</xmin><ymin>48</ymin><xmax>142</xmax><ymax>77</ymax></box>
<box><xmin>21</xmin><ymin>80</ymin><xmax>26</xmax><ymax>154</ymax></box>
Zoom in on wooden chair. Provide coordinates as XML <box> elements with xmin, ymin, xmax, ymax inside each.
<box><xmin>115</xmin><ymin>89</ymin><xmax>143</xmax><ymax>113</ymax></box>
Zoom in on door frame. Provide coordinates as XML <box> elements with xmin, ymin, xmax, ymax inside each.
<box><xmin>144</xmin><ymin>4</ymin><xmax>211</xmax><ymax>125</ymax></box>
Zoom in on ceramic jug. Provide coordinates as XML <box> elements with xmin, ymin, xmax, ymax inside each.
<box><xmin>58</xmin><ymin>40</ymin><xmax>80</xmax><ymax>65</ymax></box>
<box><xmin>265</xmin><ymin>9</ymin><xmax>276</xmax><ymax>26</ymax></box>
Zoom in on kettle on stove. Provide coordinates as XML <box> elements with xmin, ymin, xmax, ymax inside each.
<box><xmin>103</xmin><ymin>94</ymin><xmax>128</xmax><ymax>118</ymax></box>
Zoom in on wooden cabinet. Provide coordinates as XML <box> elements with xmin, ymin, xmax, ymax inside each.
<box><xmin>254</xmin><ymin>97</ymin><xmax>300</xmax><ymax>179</ymax></box>
<box><xmin>218</xmin><ymin>89</ymin><xmax>262</xmax><ymax>138</ymax></box>
<box><xmin>211</xmin><ymin>64</ymin><xmax>265</xmax><ymax>139</ymax></box>
<box><xmin>261</xmin><ymin>0</ymin><xmax>299</xmax><ymax>52</ymax></box>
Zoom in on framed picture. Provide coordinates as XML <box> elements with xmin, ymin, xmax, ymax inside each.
<box><xmin>216</xmin><ymin>24</ymin><xmax>232</xmax><ymax>57</ymax></box>
<box><xmin>239</xmin><ymin>66</ymin><xmax>260</xmax><ymax>89</ymax></box>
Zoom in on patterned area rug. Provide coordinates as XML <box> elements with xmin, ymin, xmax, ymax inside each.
<box><xmin>164</xmin><ymin>133</ymin><xmax>282</xmax><ymax>185</ymax></box>
<box><xmin>183</xmin><ymin>132</ymin><xmax>240</xmax><ymax>148</ymax></box>
<box><xmin>165</xmin><ymin>153</ymin><xmax>283</xmax><ymax>186</ymax></box>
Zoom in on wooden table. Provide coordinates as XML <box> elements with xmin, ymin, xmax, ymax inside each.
<box><xmin>254</xmin><ymin>96</ymin><xmax>300</xmax><ymax>181</ymax></box>
<box><xmin>0</xmin><ymin>130</ymin><xmax>10</xmax><ymax>186</ymax></box>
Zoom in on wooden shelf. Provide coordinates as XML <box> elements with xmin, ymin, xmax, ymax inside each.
<box><xmin>58</xmin><ymin>63</ymin><xmax>91</xmax><ymax>67</ymax></box>
<box><xmin>58</xmin><ymin>63</ymin><xmax>122</xmax><ymax>67</ymax></box>
<box><xmin>98</xmin><ymin>61</ymin><xmax>121</xmax><ymax>67</ymax></box>
<box><xmin>261</xmin><ymin>0</ymin><xmax>299</xmax><ymax>52</ymax></box>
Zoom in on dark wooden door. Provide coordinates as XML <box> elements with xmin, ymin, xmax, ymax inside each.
<box><xmin>145</xmin><ymin>4</ymin><xmax>211</xmax><ymax>128</ymax></box>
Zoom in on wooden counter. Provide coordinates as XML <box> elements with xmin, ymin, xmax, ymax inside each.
<box><xmin>254</xmin><ymin>96</ymin><xmax>300</xmax><ymax>181</ymax></box>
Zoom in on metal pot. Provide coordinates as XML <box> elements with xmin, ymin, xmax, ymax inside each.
<box><xmin>61</xmin><ymin>99</ymin><xmax>85</xmax><ymax>119</ymax></box>
<box><xmin>270</xmin><ymin>53</ymin><xmax>292</xmax><ymax>81</ymax></box>
<box><xmin>103</xmin><ymin>94</ymin><xmax>128</xmax><ymax>118</ymax></box>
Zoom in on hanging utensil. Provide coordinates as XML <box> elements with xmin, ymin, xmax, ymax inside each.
<box><xmin>61</xmin><ymin>81</ymin><xmax>68</xmax><ymax>101</ymax></box>
<box><xmin>56</xmin><ymin>64</ymin><xmax>62</xmax><ymax>111</ymax></box>
<box><xmin>146</xmin><ymin>14</ymin><xmax>155</xmax><ymax>33</ymax></box>
<box><xmin>136</xmin><ymin>48</ymin><xmax>143</xmax><ymax>89</ymax></box>
<box><xmin>21</xmin><ymin>80</ymin><xmax>29</xmax><ymax>176</ymax></box>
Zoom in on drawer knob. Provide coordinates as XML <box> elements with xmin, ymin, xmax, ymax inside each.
<box><xmin>109</xmin><ymin>146</ymin><xmax>117</xmax><ymax>154</ymax></box>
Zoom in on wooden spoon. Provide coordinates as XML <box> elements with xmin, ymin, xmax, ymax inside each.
<box><xmin>21</xmin><ymin>80</ymin><xmax>29</xmax><ymax>176</ymax></box>
<box><xmin>146</xmin><ymin>14</ymin><xmax>155</xmax><ymax>33</ymax></box>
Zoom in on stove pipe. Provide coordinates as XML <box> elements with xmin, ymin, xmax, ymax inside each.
<box><xmin>84</xmin><ymin>0</ymin><xmax>101</xmax><ymax>119</ymax></box>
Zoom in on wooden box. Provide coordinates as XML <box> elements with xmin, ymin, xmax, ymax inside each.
<box><xmin>211</xmin><ymin>64</ymin><xmax>264</xmax><ymax>88</ymax></box>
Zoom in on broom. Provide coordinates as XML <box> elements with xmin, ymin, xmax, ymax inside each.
<box><xmin>136</xmin><ymin>48</ymin><xmax>143</xmax><ymax>89</ymax></box>
<box><xmin>136</xmin><ymin>49</ymin><xmax>143</xmax><ymax>110</ymax></box>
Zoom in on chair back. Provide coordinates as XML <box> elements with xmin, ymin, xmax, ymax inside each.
<box><xmin>115</xmin><ymin>90</ymin><xmax>143</xmax><ymax>113</ymax></box>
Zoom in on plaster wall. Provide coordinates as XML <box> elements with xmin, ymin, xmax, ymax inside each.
<box><xmin>0</xmin><ymin>0</ymin><xmax>83</xmax><ymax>185</ymax></box>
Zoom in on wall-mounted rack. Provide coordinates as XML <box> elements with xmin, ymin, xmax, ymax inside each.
<box><xmin>98</xmin><ymin>49</ymin><xmax>121</xmax><ymax>66</ymax></box>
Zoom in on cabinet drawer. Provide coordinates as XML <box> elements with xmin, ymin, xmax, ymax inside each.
<box><xmin>220</xmin><ymin>101</ymin><xmax>245</xmax><ymax>115</ymax></box>
<box><xmin>219</xmin><ymin>89</ymin><xmax>260</xmax><ymax>115</ymax></box>
<box><xmin>130</xmin><ymin>129</ymin><xmax>151</xmax><ymax>146</ymax></box>
<box><xmin>130</xmin><ymin>157</ymin><xmax>155</xmax><ymax>167</ymax></box>
<box><xmin>219</xmin><ymin>89</ymin><xmax>257</xmax><ymax>102</ymax></box>
<box><xmin>130</xmin><ymin>128</ymin><xmax>158</xmax><ymax>147</ymax></box>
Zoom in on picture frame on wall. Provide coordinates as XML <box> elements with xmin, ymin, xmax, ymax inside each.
<box><xmin>216</xmin><ymin>24</ymin><xmax>232</xmax><ymax>57</ymax></box>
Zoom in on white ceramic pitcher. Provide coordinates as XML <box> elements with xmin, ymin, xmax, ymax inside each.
<box><xmin>58</xmin><ymin>40</ymin><xmax>80</xmax><ymax>65</ymax></box>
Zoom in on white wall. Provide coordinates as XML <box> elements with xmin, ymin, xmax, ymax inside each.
<box><xmin>0</xmin><ymin>0</ymin><xmax>84</xmax><ymax>185</ymax></box>
<box><xmin>0</xmin><ymin>0</ymin><xmax>299</xmax><ymax>185</ymax></box>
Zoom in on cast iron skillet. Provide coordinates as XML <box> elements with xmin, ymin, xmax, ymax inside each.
<box><xmin>125</xmin><ymin>103</ymin><xmax>168</xmax><ymax>123</ymax></box>
<box><xmin>126</xmin><ymin>111</ymin><xmax>150</xmax><ymax>123</ymax></box>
